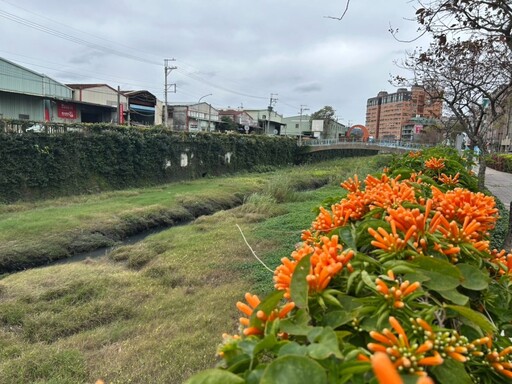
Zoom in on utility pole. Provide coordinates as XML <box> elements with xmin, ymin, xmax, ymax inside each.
<box><xmin>164</xmin><ymin>58</ymin><xmax>177</xmax><ymax>129</ymax></box>
<box><xmin>267</xmin><ymin>93</ymin><xmax>278</xmax><ymax>134</ymax></box>
<box><xmin>298</xmin><ymin>104</ymin><xmax>309</xmax><ymax>144</ymax></box>
<box><xmin>117</xmin><ymin>85</ymin><xmax>121</xmax><ymax>125</ymax></box>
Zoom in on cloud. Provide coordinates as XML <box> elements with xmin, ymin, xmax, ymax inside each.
<box><xmin>294</xmin><ymin>82</ymin><xmax>322</xmax><ymax>93</ymax></box>
<box><xmin>0</xmin><ymin>0</ymin><xmax>430</xmax><ymax>124</ymax></box>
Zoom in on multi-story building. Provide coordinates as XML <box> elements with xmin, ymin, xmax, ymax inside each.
<box><xmin>281</xmin><ymin>115</ymin><xmax>311</xmax><ymax>137</ymax></box>
<box><xmin>166</xmin><ymin>102</ymin><xmax>219</xmax><ymax>132</ymax></box>
<box><xmin>366</xmin><ymin>86</ymin><xmax>442</xmax><ymax>140</ymax></box>
<box><xmin>218</xmin><ymin>109</ymin><xmax>259</xmax><ymax>133</ymax></box>
<box><xmin>244</xmin><ymin>109</ymin><xmax>285</xmax><ymax>135</ymax></box>
<box><xmin>486</xmin><ymin>94</ymin><xmax>512</xmax><ymax>152</ymax></box>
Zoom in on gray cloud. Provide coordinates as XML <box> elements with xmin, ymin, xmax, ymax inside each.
<box><xmin>0</xmin><ymin>0</ymin><xmax>431</xmax><ymax>124</ymax></box>
<box><xmin>294</xmin><ymin>82</ymin><xmax>322</xmax><ymax>93</ymax></box>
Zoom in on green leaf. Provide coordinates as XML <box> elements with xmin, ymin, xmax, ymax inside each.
<box><xmin>412</xmin><ymin>256</ymin><xmax>461</xmax><ymax>279</ymax></box>
<box><xmin>250</xmin><ymin>290</ymin><xmax>285</xmax><ymax>329</ymax></box>
<box><xmin>437</xmin><ymin>289</ymin><xmax>469</xmax><ymax>306</ymax></box>
<box><xmin>306</xmin><ymin>326</ymin><xmax>343</xmax><ymax>360</ymax></box>
<box><xmin>260</xmin><ymin>355</ymin><xmax>328</xmax><ymax>384</ymax></box>
<box><xmin>431</xmin><ymin>359</ymin><xmax>473</xmax><ymax>384</ymax></box>
<box><xmin>322</xmin><ymin>310</ymin><xmax>353</xmax><ymax>328</ymax></box>
<box><xmin>184</xmin><ymin>369</ymin><xmax>244</xmax><ymax>384</ymax></box>
<box><xmin>445</xmin><ymin>305</ymin><xmax>496</xmax><ymax>334</ymax></box>
<box><xmin>290</xmin><ymin>254</ymin><xmax>311</xmax><ymax>310</ymax></box>
<box><xmin>457</xmin><ymin>263</ymin><xmax>489</xmax><ymax>291</ymax></box>
<box><xmin>423</xmin><ymin>272</ymin><xmax>460</xmax><ymax>291</ymax></box>
<box><xmin>253</xmin><ymin>333</ymin><xmax>278</xmax><ymax>356</ymax></box>
<box><xmin>346</xmin><ymin>270</ymin><xmax>361</xmax><ymax>292</ymax></box>
<box><xmin>360</xmin><ymin>270</ymin><xmax>376</xmax><ymax>289</ymax></box>
<box><xmin>412</xmin><ymin>256</ymin><xmax>461</xmax><ymax>291</ymax></box>
<box><xmin>338</xmin><ymin>361</ymin><xmax>371</xmax><ymax>376</ymax></box>
<box><xmin>338</xmin><ymin>225</ymin><xmax>357</xmax><ymax>249</ymax></box>
<box><xmin>381</xmin><ymin>260</ymin><xmax>417</xmax><ymax>275</ymax></box>
<box><xmin>278</xmin><ymin>341</ymin><xmax>308</xmax><ymax>357</ymax></box>
<box><xmin>246</xmin><ymin>365</ymin><xmax>267</xmax><ymax>384</ymax></box>
<box><xmin>280</xmin><ymin>309</ymin><xmax>312</xmax><ymax>336</ymax></box>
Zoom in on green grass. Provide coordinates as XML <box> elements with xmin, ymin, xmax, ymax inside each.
<box><xmin>0</xmin><ymin>155</ymin><xmax>388</xmax><ymax>383</ymax></box>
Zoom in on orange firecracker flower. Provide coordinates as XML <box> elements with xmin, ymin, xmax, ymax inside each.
<box><xmin>341</xmin><ymin>174</ymin><xmax>361</xmax><ymax>192</ymax></box>
<box><xmin>370</xmin><ymin>352</ymin><xmax>434</xmax><ymax>384</ymax></box>
<box><xmin>425</xmin><ymin>157</ymin><xmax>446</xmax><ymax>171</ymax></box>
<box><xmin>411</xmin><ymin>318</ymin><xmax>470</xmax><ymax>363</ymax></box>
<box><xmin>375</xmin><ymin>271</ymin><xmax>421</xmax><ymax>309</ymax></box>
<box><xmin>274</xmin><ymin>243</ymin><xmax>314</xmax><ymax>298</ymax></box>
<box><xmin>489</xmin><ymin>249</ymin><xmax>512</xmax><ymax>276</ymax></box>
<box><xmin>368</xmin><ymin>220</ymin><xmax>416</xmax><ymax>258</ymax></box>
<box><xmin>367</xmin><ymin>316</ymin><xmax>443</xmax><ymax>376</ymax></box>
<box><xmin>371</xmin><ymin>352</ymin><xmax>403</xmax><ymax>384</ymax></box>
<box><xmin>409</xmin><ymin>151</ymin><xmax>422</xmax><ymax>158</ymax></box>
<box><xmin>363</xmin><ymin>175</ymin><xmax>418</xmax><ymax>210</ymax></box>
<box><xmin>431</xmin><ymin>187</ymin><xmax>498</xmax><ymax>234</ymax></box>
<box><xmin>468</xmin><ymin>336</ymin><xmax>512</xmax><ymax>379</ymax></box>
<box><xmin>438</xmin><ymin>172</ymin><xmax>460</xmax><ymax>186</ymax></box>
<box><xmin>236</xmin><ymin>292</ymin><xmax>295</xmax><ymax>336</ymax></box>
<box><xmin>274</xmin><ymin>236</ymin><xmax>354</xmax><ymax>298</ymax></box>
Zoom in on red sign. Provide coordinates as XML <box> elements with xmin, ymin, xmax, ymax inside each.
<box><xmin>119</xmin><ymin>103</ymin><xmax>125</xmax><ymax>124</ymax></box>
<box><xmin>57</xmin><ymin>102</ymin><xmax>77</xmax><ymax>119</ymax></box>
<box><xmin>414</xmin><ymin>124</ymin><xmax>423</xmax><ymax>134</ymax></box>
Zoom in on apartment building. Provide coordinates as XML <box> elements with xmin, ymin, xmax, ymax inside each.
<box><xmin>366</xmin><ymin>86</ymin><xmax>442</xmax><ymax>140</ymax></box>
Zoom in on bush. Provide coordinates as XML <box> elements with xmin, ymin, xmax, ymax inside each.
<box><xmin>186</xmin><ymin>148</ymin><xmax>512</xmax><ymax>384</ymax></box>
<box><xmin>487</xmin><ymin>153</ymin><xmax>512</xmax><ymax>174</ymax></box>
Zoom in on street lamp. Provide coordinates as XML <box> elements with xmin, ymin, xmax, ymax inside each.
<box><xmin>197</xmin><ymin>93</ymin><xmax>212</xmax><ymax>132</ymax></box>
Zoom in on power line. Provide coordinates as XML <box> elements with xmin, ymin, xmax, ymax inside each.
<box><xmin>175</xmin><ymin>66</ymin><xmax>267</xmax><ymax>100</ymax></box>
<box><xmin>0</xmin><ymin>0</ymin><xmax>167</xmax><ymax>61</ymax></box>
<box><xmin>0</xmin><ymin>9</ymin><xmax>160</xmax><ymax>66</ymax></box>
<box><xmin>0</xmin><ymin>53</ymin><xmax>163</xmax><ymax>89</ymax></box>
<box><xmin>0</xmin><ymin>6</ymin><xmax>288</xmax><ymax>106</ymax></box>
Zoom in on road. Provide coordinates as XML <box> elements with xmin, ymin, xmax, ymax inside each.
<box><xmin>485</xmin><ymin>167</ymin><xmax>512</xmax><ymax>208</ymax></box>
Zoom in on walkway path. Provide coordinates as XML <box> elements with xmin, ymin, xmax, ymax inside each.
<box><xmin>485</xmin><ymin>167</ymin><xmax>512</xmax><ymax>208</ymax></box>
<box><xmin>484</xmin><ymin>166</ymin><xmax>512</xmax><ymax>249</ymax></box>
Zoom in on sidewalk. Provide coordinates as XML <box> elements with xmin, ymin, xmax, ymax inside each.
<box><xmin>484</xmin><ymin>167</ymin><xmax>512</xmax><ymax>208</ymax></box>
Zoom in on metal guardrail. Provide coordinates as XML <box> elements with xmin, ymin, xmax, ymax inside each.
<box><xmin>301</xmin><ymin>138</ymin><xmax>430</xmax><ymax>151</ymax></box>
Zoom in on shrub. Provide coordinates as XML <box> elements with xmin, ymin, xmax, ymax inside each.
<box><xmin>186</xmin><ymin>148</ymin><xmax>512</xmax><ymax>384</ymax></box>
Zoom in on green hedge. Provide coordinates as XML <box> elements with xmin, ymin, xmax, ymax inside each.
<box><xmin>0</xmin><ymin>129</ymin><xmax>299</xmax><ymax>202</ymax></box>
<box><xmin>486</xmin><ymin>153</ymin><xmax>512</xmax><ymax>173</ymax></box>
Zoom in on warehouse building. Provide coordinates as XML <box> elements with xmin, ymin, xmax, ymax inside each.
<box><xmin>0</xmin><ymin>57</ymin><xmax>118</xmax><ymax>126</ymax></box>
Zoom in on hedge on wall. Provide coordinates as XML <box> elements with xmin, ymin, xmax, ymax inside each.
<box><xmin>0</xmin><ymin>129</ymin><xmax>299</xmax><ymax>202</ymax></box>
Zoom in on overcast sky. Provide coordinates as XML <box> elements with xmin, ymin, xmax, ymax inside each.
<box><xmin>0</xmin><ymin>0</ymin><xmax>430</xmax><ymax>125</ymax></box>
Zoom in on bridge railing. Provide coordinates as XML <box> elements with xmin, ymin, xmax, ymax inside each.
<box><xmin>301</xmin><ymin>138</ymin><xmax>431</xmax><ymax>151</ymax></box>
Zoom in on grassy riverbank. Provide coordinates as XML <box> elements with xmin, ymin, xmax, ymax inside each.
<box><xmin>0</xmin><ymin>156</ymin><xmax>388</xmax><ymax>383</ymax></box>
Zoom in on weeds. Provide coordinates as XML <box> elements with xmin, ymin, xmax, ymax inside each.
<box><xmin>0</xmin><ymin>156</ymin><xmax>390</xmax><ymax>383</ymax></box>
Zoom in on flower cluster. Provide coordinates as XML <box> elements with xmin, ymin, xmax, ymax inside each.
<box><xmin>187</xmin><ymin>147</ymin><xmax>512</xmax><ymax>384</ymax></box>
<box><xmin>274</xmin><ymin>235</ymin><xmax>354</xmax><ymax>298</ymax></box>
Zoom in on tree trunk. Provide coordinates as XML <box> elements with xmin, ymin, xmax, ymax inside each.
<box><xmin>477</xmin><ymin>153</ymin><xmax>486</xmax><ymax>191</ymax></box>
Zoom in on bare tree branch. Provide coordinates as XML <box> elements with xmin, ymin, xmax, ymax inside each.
<box><xmin>324</xmin><ymin>0</ymin><xmax>351</xmax><ymax>21</ymax></box>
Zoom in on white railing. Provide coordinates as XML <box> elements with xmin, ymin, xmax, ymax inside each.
<box><xmin>302</xmin><ymin>138</ymin><xmax>430</xmax><ymax>151</ymax></box>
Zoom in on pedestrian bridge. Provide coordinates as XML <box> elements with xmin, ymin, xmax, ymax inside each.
<box><xmin>302</xmin><ymin>139</ymin><xmax>426</xmax><ymax>154</ymax></box>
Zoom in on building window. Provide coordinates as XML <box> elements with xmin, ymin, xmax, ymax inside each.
<box><xmin>19</xmin><ymin>114</ymin><xmax>29</xmax><ymax>120</ymax></box>
<box><xmin>295</xmin><ymin>123</ymin><xmax>299</xmax><ymax>128</ymax></box>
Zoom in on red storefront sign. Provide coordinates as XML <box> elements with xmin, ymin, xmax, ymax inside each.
<box><xmin>57</xmin><ymin>102</ymin><xmax>77</xmax><ymax>119</ymax></box>
<box><xmin>119</xmin><ymin>103</ymin><xmax>125</xmax><ymax>124</ymax></box>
